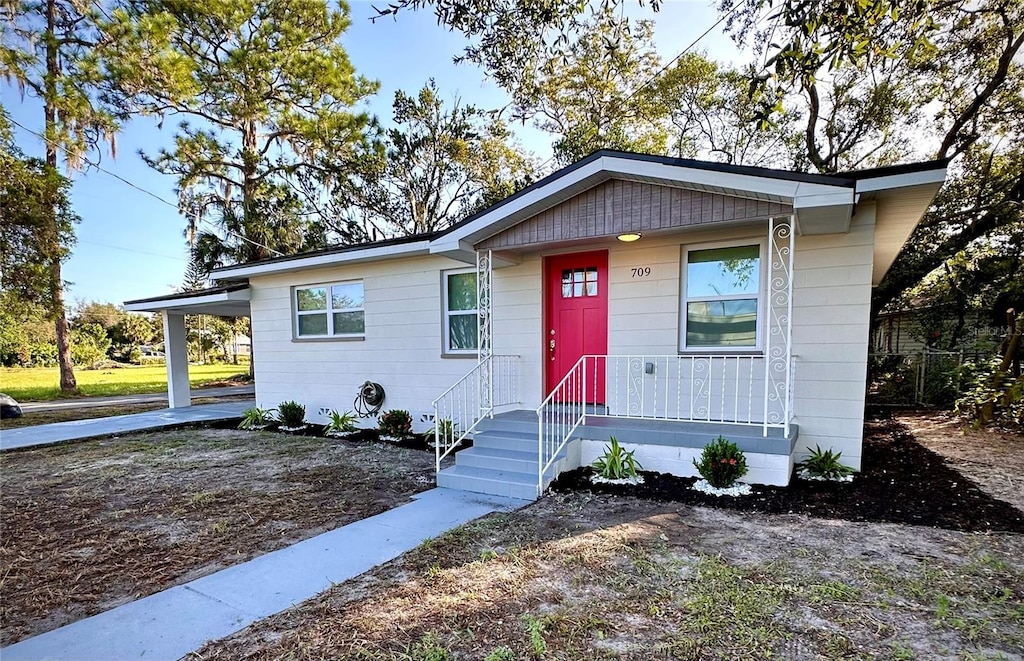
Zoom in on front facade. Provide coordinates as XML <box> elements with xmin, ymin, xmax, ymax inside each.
<box><xmin>126</xmin><ymin>151</ymin><xmax>947</xmax><ymax>499</ymax></box>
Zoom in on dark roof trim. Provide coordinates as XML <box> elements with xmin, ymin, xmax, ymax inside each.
<box><xmin>124</xmin><ymin>283</ymin><xmax>249</xmax><ymax>306</ymax></box>
<box><xmin>835</xmin><ymin>157</ymin><xmax>952</xmax><ymax>181</ymax></box>
<box><xmin>212</xmin><ymin>232</ymin><xmax>435</xmax><ymax>274</ymax></box>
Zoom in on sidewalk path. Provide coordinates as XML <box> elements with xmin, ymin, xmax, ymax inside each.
<box><xmin>0</xmin><ymin>401</ymin><xmax>253</xmax><ymax>451</ymax></box>
<box><xmin>1</xmin><ymin>488</ymin><xmax>526</xmax><ymax>661</ymax></box>
<box><xmin>18</xmin><ymin>385</ymin><xmax>255</xmax><ymax>412</ymax></box>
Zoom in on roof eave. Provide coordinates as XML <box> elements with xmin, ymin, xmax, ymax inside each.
<box><xmin>211</xmin><ymin>240</ymin><xmax>433</xmax><ymax>280</ymax></box>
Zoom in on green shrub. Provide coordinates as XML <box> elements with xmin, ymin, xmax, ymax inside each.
<box><xmin>426</xmin><ymin>417</ymin><xmax>456</xmax><ymax>445</ymax></box>
<box><xmin>379</xmin><ymin>409</ymin><xmax>413</xmax><ymax>437</ymax></box>
<box><xmin>591</xmin><ymin>436</ymin><xmax>642</xmax><ymax>479</ymax></box>
<box><xmin>955</xmin><ymin>357</ymin><xmax>1024</xmax><ymax>428</ymax></box>
<box><xmin>796</xmin><ymin>445</ymin><xmax>854</xmax><ymax>480</ymax></box>
<box><xmin>324</xmin><ymin>409</ymin><xmax>358</xmax><ymax>434</ymax></box>
<box><xmin>693</xmin><ymin>436</ymin><xmax>748</xmax><ymax>488</ymax></box>
<box><xmin>276</xmin><ymin>400</ymin><xmax>306</xmax><ymax>427</ymax></box>
<box><xmin>238</xmin><ymin>406</ymin><xmax>275</xmax><ymax>430</ymax></box>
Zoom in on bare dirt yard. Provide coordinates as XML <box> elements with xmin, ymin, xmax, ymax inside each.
<box><xmin>194</xmin><ymin>412</ymin><xmax>1024</xmax><ymax>661</ymax></box>
<box><xmin>898</xmin><ymin>410</ymin><xmax>1024</xmax><ymax>514</ymax></box>
<box><xmin>0</xmin><ymin>428</ymin><xmax>436</xmax><ymax>646</ymax></box>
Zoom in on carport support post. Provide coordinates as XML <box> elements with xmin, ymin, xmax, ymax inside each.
<box><xmin>162</xmin><ymin>312</ymin><xmax>191</xmax><ymax>408</ymax></box>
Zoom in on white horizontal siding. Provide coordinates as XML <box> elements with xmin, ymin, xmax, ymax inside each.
<box><xmin>790</xmin><ymin>206</ymin><xmax>875</xmax><ymax>469</ymax></box>
<box><xmin>249</xmin><ymin>255</ymin><xmax>491</xmax><ymax>429</ymax></box>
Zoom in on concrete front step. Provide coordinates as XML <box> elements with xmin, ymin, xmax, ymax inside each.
<box><xmin>436</xmin><ymin>465</ymin><xmax>541</xmax><ymax>501</ymax></box>
<box><xmin>457</xmin><ymin>446</ymin><xmax>540</xmax><ymax>473</ymax></box>
<box><xmin>472</xmin><ymin>431</ymin><xmax>541</xmax><ymax>453</ymax></box>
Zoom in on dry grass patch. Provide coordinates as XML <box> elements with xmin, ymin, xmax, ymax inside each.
<box><xmin>0</xmin><ymin>429</ymin><xmax>436</xmax><ymax>645</ymax></box>
<box><xmin>195</xmin><ymin>494</ymin><xmax>1024</xmax><ymax>661</ymax></box>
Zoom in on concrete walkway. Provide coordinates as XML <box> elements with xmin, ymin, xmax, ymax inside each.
<box><xmin>18</xmin><ymin>385</ymin><xmax>255</xmax><ymax>412</ymax></box>
<box><xmin>0</xmin><ymin>401</ymin><xmax>253</xmax><ymax>451</ymax></box>
<box><xmin>1</xmin><ymin>488</ymin><xmax>525</xmax><ymax>661</ymax></box>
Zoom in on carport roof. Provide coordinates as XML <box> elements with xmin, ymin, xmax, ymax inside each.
<box><xmin>124</xmin><ymin>283</ymin><xmax>250</xmax><ymax>316</ymax></box>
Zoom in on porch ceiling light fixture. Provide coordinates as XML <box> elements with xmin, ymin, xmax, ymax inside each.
<box><xmin>617</xmin><ymin>232</ymin><xmax>642</xmax><ymax>242</ymax></box>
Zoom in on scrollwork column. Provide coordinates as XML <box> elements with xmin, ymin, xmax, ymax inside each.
<box><xmin>477</xmin><ymin>250</ymin><xmax>493</xmax><ymax>414</ymax></box>
<box><xmin>763</xmin><ymin>216</ymin><xmax>794</xmax><ymax>435</ymax></box>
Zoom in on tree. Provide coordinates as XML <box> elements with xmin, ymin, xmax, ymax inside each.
<box><xmin>70</xmin><ymin>322</ymin><xmax>112</xmax><ymax>367</ymax></box>
<box><xmin>499</xmin><ymin>10</ymin><xmax>672</xmax><ymax>165</ymax></box>
<box><xmin>1</xmin><ymin>2</ymin><xmax>117</xmax><ymax>391</ymax></box>
<box><xmin>0</xmin><ymin>292</ymin><xmax>56</xmax><ymax>367</ymax></box>
<box><xmin>104</xmin><ymin>0</ymin><xmax>378</xmax><ymax>259</ymax></box>
<box><xmin>331</xmin><ymin>80</ymin><xmax>535</xmax><ymax>237</ymax></box>
<box><xmin>0</xmin><ymin>114</ymin><xmax>79</xmax><ymax>314</ymax></box>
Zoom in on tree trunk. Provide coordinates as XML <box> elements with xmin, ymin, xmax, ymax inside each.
<box><xmin>46</xmin><ymin>0</ymin><xmax>77</xmax><ymax>393</ymax></box>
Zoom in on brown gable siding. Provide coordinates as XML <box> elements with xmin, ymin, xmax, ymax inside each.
<box><xmin>476</xmin><ymin>179</ymin><xmax>792</xmax><ymax>250</ymax></box>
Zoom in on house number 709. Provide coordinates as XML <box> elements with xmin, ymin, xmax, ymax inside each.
<box><xmin>630</xmin><ymin>267</ymin><xmax>652</xmax><ymax>278</ymax></box>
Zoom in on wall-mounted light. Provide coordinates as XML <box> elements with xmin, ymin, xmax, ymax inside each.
<box><xmin>617</xmin><ymin>232</ymin><xmax>642</xmax><ymax>242</ymax></box>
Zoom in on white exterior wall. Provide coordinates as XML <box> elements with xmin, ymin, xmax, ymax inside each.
<box><xmin>249</xmin><ymin>254</ymin><xmax>487</xmax><ymax>430</ymax></box>
<box><xmin>790</xmin><ymin>203</ymin><xmax>876</xmax><ymax>470</ymax></box>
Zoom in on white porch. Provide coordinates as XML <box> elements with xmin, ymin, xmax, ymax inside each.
<box><xmin>124</xmin><ymin>284</ymin><xmax>252</xmax><ymax>408</ymax></box>
<box><xmin>433</xmin><ymin>215</ymin><xmax>797</xmax><ymax>499</ymax></box>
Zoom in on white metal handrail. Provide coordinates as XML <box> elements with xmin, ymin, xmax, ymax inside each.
<box><xmin>536</xmin><ymin>355</ymin><xmax>587</xmax><ymax>496</ymax></box>
<box><xmin>432</xmin><ymin>354</ymin><xmax>519</xmax><ymax>471</ymax></box>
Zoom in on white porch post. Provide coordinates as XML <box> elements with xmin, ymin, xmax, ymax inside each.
<box><xmin>162</xmin><ymin>312</ymin><xmax>191</xmax><ymax>408</ymax></box>
<box><xmin>763</xmin><ymin>215</ymin><xmax>795</xmax><ymax>436</ymax></box>
<box><xmin>477</xmin><ymin>250</ymin><xmax>493</xmax><ymax>416</ymax></box>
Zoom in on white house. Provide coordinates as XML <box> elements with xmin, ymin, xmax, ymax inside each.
<box><xmin>125</xmin><ymin>150</ymin><xmax>947</xmax><ymax>500</ymax></box>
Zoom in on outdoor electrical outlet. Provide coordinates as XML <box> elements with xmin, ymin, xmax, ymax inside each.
<box><xmin>645</xmin><ymin>362</ymin><xmax>655</xmax><ymax>374</ymax></box>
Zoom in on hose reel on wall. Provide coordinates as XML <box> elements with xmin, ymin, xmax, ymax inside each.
<box><xmin>354</xmin><ymin>380</ymin><xmax>385</xmax><ymax>417</ymax></box>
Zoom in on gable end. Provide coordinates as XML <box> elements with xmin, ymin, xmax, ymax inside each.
<box><xmin>475</xmin><ymin>178</ymin><xmax>793</xmax><ymax>250</ymax></box>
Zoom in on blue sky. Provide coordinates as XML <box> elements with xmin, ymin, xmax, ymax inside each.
<box><xmin>4</xmin><ymin>0</ymin><xmax>744</xmax><ymax>307</ymax></box>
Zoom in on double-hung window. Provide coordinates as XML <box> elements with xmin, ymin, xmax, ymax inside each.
<box><xmin>443</xmin><ymin>269</ymin><xmax>478</xmax><ymax>354</ymax></box>
<box><xmin>294</xmin><ymin>281</ymin><xmax>364</xmax><ymax>338</ymax></box>
<box><xmin>681</xmin><ymin>243</ymin><xmax>762</xmax><ymax>350</ymax></box>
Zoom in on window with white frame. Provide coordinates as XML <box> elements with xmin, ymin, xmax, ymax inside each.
<box><xmin>681</xmin><ymin>243</ymin><xmax>762</xmax><ymax>350</ymax></box>
<box><xmin>294</xmin><ymin>281</ymin><xmax>364</xmax><ymax>338</ymax></box>
<box><xmin>443</xmin><ymin>269</ymin><xmax>478</xmax><ymax>353</ymax></box>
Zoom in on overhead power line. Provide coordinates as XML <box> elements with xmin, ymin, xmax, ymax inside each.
<box><xmin>8</xmin><ymin>118</ymin><xmax>284</xmax><ymax>257</ymax></box>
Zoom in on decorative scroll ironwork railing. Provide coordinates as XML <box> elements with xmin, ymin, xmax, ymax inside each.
<box><xmin>536</xmin><ymin>353</ymin><xmax>789</xmax><ymax>494</ymax></box>
<box><xmin>432</xmin><ymin>354</ymin><xmax>519</xmax><ymax>471</ymax></box>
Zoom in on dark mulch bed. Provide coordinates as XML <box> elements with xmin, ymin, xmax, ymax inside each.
<box><xmin>551</xmin><ymin>409</ymin><xmax>1024</xmax><ymax>533</ymax></box>
<box><xmin>209</xmin><ymin>417</ymin><xmax>467</xmax><ymax>454</ymax></box>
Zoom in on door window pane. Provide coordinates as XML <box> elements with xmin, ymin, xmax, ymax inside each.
<box><xmin>562</xmin><ymin>268</ymin><xmax>599</xmax><ymax>298</ymax></box>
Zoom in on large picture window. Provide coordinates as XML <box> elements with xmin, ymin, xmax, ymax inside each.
<box><xmin>682</xmin><ymin>244</ymin><xmax>761</xmax><ymax>350</ymax></box>
<box><xmin>294</xmin><ymin>281</ymin><xmax>364</xmax><ymax>338</ymax></box>
<box><xmin>443</xmin><ymin>269</ymin><xmax>478</xmax><ymax>354</ymax></box>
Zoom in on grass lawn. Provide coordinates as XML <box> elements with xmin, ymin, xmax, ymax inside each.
<box><xmin>0</xmin><ymin>429</ymin><xmax>437</xmax><ymax>645</ymax></box>
<box><xmin>0</xmin><ymin>364</ymin><xmax>246</xmax><ymax>401</ymax></box>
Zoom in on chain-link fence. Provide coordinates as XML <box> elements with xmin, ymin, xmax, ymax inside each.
<box><xmin>867</xmin><ymin>351</ymin><xmax>966</xmax><ymax>407</ymax></box>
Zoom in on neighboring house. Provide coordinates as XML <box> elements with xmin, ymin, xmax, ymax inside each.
<box><xmin>126</xmin><ymin>150</ymin><xmax>947</xmax><ymax>500</ymax></box>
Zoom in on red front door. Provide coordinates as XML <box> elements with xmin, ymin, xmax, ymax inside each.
<box><xmin>545</xmin><ymin>251</ymin><xmax>608</xmax><ymax>399</ymax></box>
